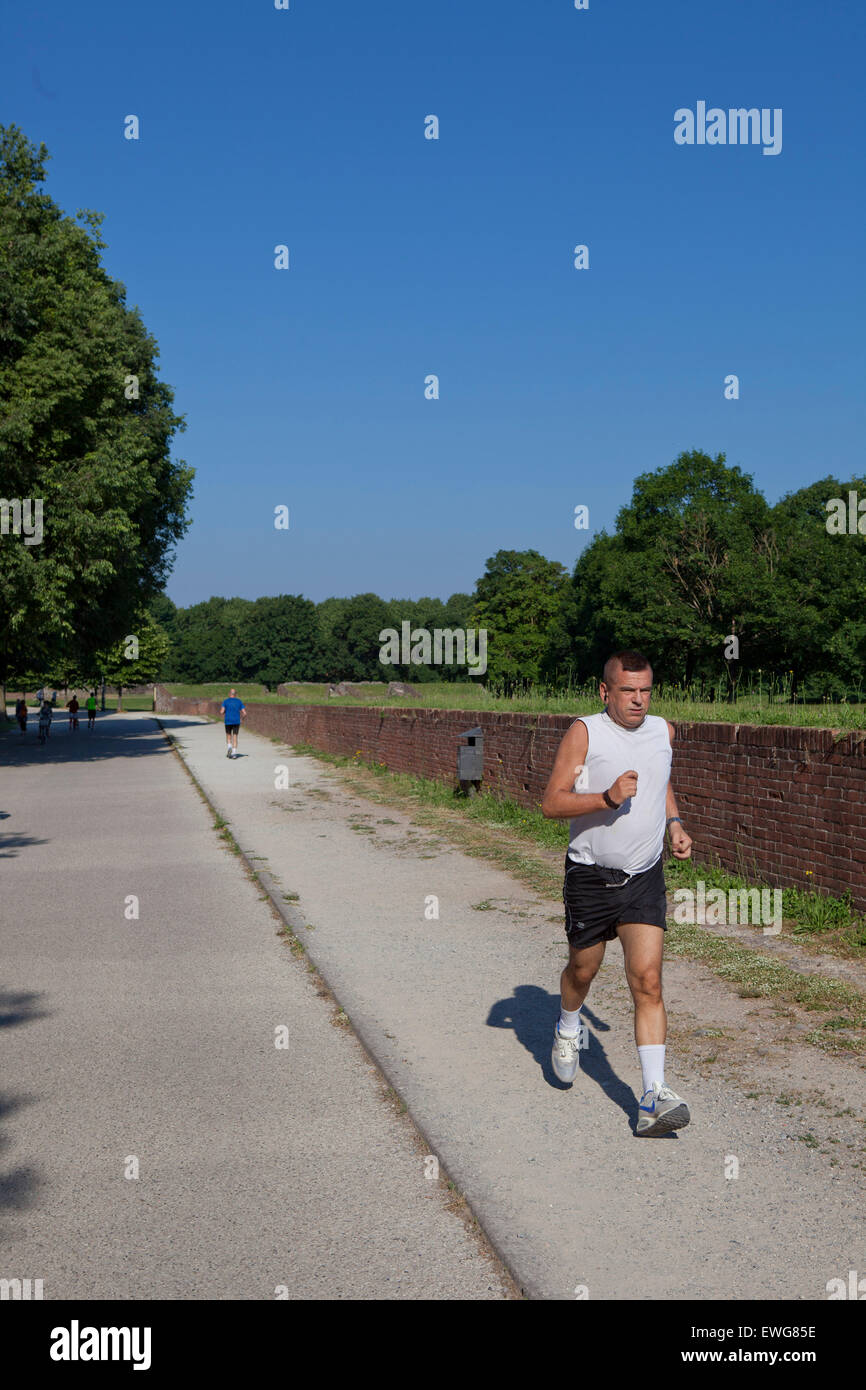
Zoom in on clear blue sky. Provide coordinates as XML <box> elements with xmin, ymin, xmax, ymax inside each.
<box><xmin>3</xmin><ymin>1</ymin><xmax>864</xmax><ymax>608</ymax></box>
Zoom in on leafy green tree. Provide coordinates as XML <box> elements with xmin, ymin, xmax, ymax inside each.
<box><xmin>549</xmin><ymin>451</ymin><xmax>778</xmax><ymax>686</ymax></box>
<box><xmin>95</xmin><ymin>610</ymin><xmax>171</xmax><ymax>708</ymax></box>
<box><xmin>442</xmin><ymin>592</ymin><xmax>473</xmax><ymax>628</ymax></box>
<box><xmin>315</xmin><ymin>598</ymin><xmax>350</xmax><ymax>681</ymax></box>
<box><xmin>470</xmin><ymin>549</ymin><xmax>568</xmax><ymax>692</ymax></box>
<box><xmin>380</xmin><ymin>593</ymin><xmax>484</xmax><ymax>683</ymax></box>
<box><xmin>547</xmin><ymin>451</ymin><xmax>866</xmax><ymax>694</ymax></box>
<box><xmin>165</xmin><ymin>597</ymin><xmax>240</xmax><ymax>683</ymax></box>
<box><xmin>764</xmin><ymin>476</ymin><xmax>866</xmax><ymax>698</ymax></box>
<box><xmin>324</xmin><ymin>593</ymin><xmax>390</xmax><ymax>681</ymax></box>
<box><xmin>0</xmin><ymin>123</ymin><xmax>193</xmax><ymax>711</ymax></box>
<box><xmin>236</xmin><ymin>594</ymin><xmax>323</xmax><ymax>686</ymax></box>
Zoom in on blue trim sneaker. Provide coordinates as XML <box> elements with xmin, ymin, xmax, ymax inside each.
<box><xmin>551</xmin><ymin>1022</ymin><xmax>582</xmax><ymax>1084</ymax></box>
<box><xmin>636</xmin><ymin>1081</ymin><xmax>690</xmax><ymax>1136</ymax></box>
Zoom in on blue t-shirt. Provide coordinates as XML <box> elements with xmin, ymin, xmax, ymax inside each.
<box><xmin>222</xmin><ymin>697</ymin><xmax>245</xmax><ymax>725</ymax></box>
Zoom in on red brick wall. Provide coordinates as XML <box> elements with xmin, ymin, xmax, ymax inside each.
<box><xmin>154</xmin><ymin>690</ymin><xmax>866</xmax><ymax>910</ymax></box>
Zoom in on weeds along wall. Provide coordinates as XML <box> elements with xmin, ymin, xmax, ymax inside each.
<box><xmin>154</xmin><ymin>690</ymin><xmax>866</xmax><ymax>911</ymax></box>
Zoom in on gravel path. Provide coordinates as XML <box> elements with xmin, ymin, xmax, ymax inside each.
<box><xmin>157</xmin><ymin>712</ymin><xmax>866</xmax><ymax>1301</ymax></box>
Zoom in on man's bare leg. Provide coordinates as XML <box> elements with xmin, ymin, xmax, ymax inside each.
<box><xmin>551</xmin><ymin>940</ymin><xmax>605</xmax><ymax>1082</ymax></box>
<box><xmin>560</xmin><ymin>940</ymin><xmax>606</xmax><ymax>1013</ymax></box>
<box><xmin>617</xmin><ymin>920</ymin><xmax>689</xmax><ymax>1132</ymax></box>
<box><xmin>616</xmin><ymin>921</ymin><xmax>666</xmax><ymax>1044</ymax></box>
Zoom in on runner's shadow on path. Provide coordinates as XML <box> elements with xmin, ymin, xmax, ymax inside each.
<box><xmin>487</xmin><ymin>984</ymin><xmax>659</xmax><ymax>1134</ymax></box>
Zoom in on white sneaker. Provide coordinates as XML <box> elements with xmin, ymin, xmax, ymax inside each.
<box><xmin>636</xmin><ymin>1081</ymin><xmax>690</xmax><ymax>1136</ymax></box>
<box><xmin>551</xmin><ymin>1022</ymin><xmax>581</xmax><ymax>1083</ymax></box>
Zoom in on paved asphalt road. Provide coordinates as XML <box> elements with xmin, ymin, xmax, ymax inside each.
<box><xmin>0</xmin><ymin>711</ymin><xmax>513</xmax><ymax>1299</ymax></box>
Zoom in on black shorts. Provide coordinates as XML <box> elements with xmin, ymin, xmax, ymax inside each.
<box><xmin>225</xmin><ymin>723</ymin><xmax>240</xmax><ymax>734</ymax></box>
<box><xmin>563</xmin><ymin>854</ymin><xmax>668</xmax><ymax>949</ymax></box>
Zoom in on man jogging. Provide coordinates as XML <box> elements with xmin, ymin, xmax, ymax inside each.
<box><xmin>86</xmin><ymin>691</ymin><xmax>97</xmax><ymax>730</ymax></box>
<box><xmin>541</xmin><ymin>650</ymin><xmax>693</xmax><ymax>1136</ymax></box>
<box><xmin>220</xmin><ymin>688</ymin><xmax>246</xmax><ymax>758</ymax></box>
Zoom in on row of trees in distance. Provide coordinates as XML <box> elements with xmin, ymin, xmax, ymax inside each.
<box><xmin>153</xmin><ymin>452</ymin><xmax>866</xmax><ymax>700</ymax></box>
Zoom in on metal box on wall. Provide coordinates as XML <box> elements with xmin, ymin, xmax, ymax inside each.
<box><xmin>457</xmin><ymin>726</ymin><xmax>483</xmax><ymax>784</ymax></box>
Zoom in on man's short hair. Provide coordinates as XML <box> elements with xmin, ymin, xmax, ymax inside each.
<box><xmin>602</xmin><ymin>649</ymin><xmax>653</xmax><ymax>687</ymax></box>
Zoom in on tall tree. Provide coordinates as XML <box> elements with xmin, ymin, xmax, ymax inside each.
<box><xmin>470</xmin><ymin>549</ymin><xmax>568</xmax><ymax>691</ymax></box>
<box><xmin>236</xmin><ymin>594</ymin><xmax>323</xmax><ymax>686</ymax></box>
<box><xmin>765</xmin><ymin>476</ymin><xmax>866</xmax><ymax>697</ymax></box>
<box><xmin>550</xmin><ymin>451</ymin><xmax>778</xmax><ymax>686</ymax></box>
<box><xmin>96</xmin><ymin>610</ymin><xmax>171</xmax><ymax>709</ymax></box>
<box><xmin>0</xmin><ymin>123</ymin><xmax>193</xmax><ymax>710</ymax></box>
<box><xmin>324</xmin><ymin>593</ymin><xmax>391</xmax><ymax>681</ymax></box>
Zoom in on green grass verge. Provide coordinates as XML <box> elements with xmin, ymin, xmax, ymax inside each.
<box><xmin>663</xmin><ymin>854</ymin><xmax>866</xmax><ymax>951</ymax></box>
<box><xmin>162</xmin><ymin>683</ymin><xmax>270</xmax><ymax>701</ymax></box>
<box><xmin>665</xmin><ymin>923</ymin><xmax>866</xmax><ymax>1052</ymax></box>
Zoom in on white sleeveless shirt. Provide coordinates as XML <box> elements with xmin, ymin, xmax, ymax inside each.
<box><xmin>567</xmin><ymin>711</ymin><xmax>672</xmax><ymax>875</ymax></box>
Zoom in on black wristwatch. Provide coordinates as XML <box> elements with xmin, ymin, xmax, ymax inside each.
<box><xmin>603</xmin><ymin>789</ymin><xmax>621</xmax><ymax>810</ymax></box>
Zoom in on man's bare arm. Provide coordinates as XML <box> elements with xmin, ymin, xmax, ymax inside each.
<box><xmin>541</xmin><ymin>720</ymin><xmax>635</xmax><ymax>820</ymax></box>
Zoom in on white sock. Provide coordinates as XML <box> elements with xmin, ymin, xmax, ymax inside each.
<box><xmin>638</xmin><ymin>1044</ymin><xmax>665</xmax><ymax>1094</ymax></box>
<box><xmin>558</xmin><ymin>1004</ymin><xmax>583</xmax><ymax>1037</ymax></box>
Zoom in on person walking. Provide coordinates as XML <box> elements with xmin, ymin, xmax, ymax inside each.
<box><xmin>38</xmin><ymin>698</ymin><xmax>53</xmax><ymax>744</ymax></box>
<box><xmin>15</xmin><ymin>694</ymin><xmax>28</xmax><ymax>734</ymax></box>
<box><xmin>86</xmin><ymin>691</ymin><xmax>97</xmax><ymax>730</ymax></box>
<box><xmin>220</xmin><ymin>688</ymin><xmax>246</xmax><ymax>758</ymax></box>
<box><xmin>66</xmin><ymin>694</ymin><xmax>80</xmax><ymax>731</ymax></box>
<box><xmin>541</xmin><ymin>649</ymin><xmax>693</xmax><ymax>1136</ymax></box>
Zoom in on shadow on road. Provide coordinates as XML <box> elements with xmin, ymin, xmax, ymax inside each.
<box><xmin>0</xmin><ymin>990</ymin><xmax>49</xmax><ymax>1030</ymax></box>
<box><xmin>1</xmin><ymin>713</ymin><xmax>171</xmax><ymax>769</ymax></box>
<box><xmin>0</xmin><ymin>1089</ymin><xmax>43</xmax><ymax>1220</ymax></box>
<box><xmin>0</xmin><ymin>831</ymin><xmax>49</xmax><ymax>859</ymax></box>
<box><xmin>0</xmin><ymin>991</ymin><xmax>48</xmax><ymax>1220</ymax></box>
